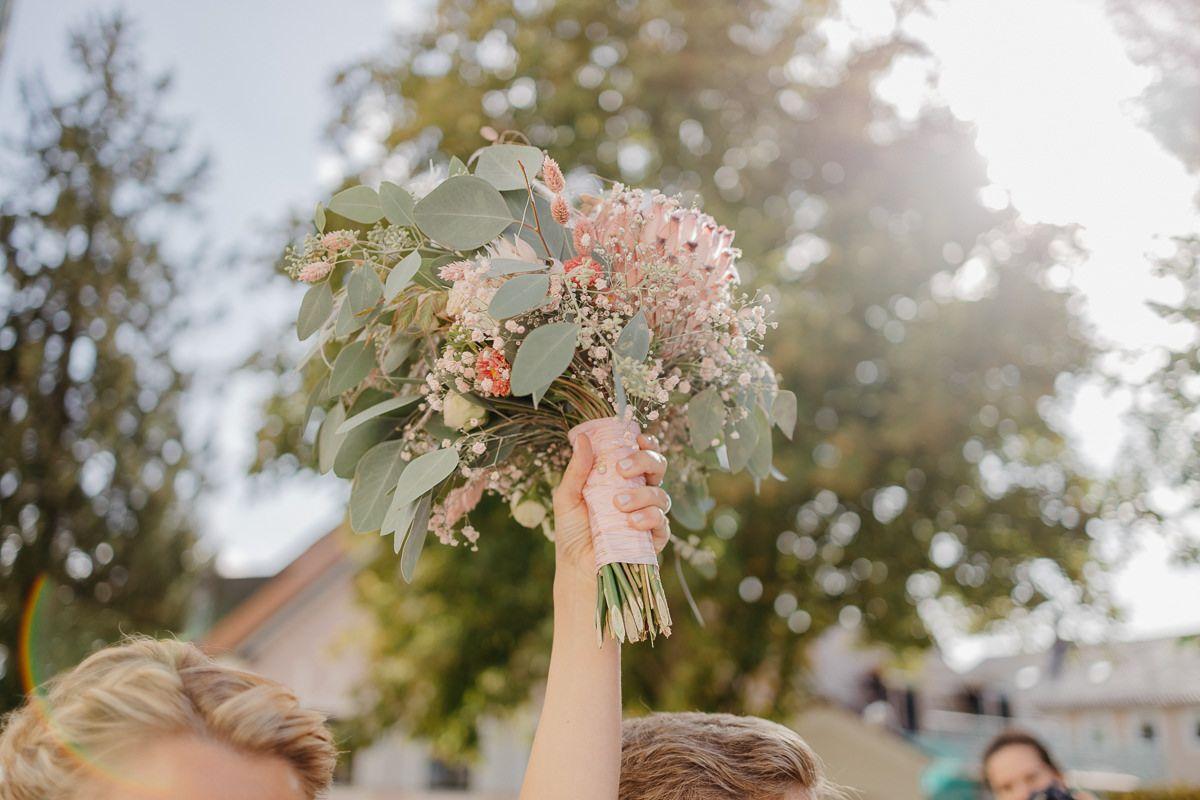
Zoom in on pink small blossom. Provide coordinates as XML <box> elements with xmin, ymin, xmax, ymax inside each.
<box><xmin>321</xmin><ymin>230</ymin><xmax>357</xmax><ymax>254</ymax></box>
<box><xmin>551</xmin><ymin>194</ymin><xmax>571</xmax><ymax>226</ymax></box>
<box><xmin>542</xmin><ymin>155</ymin><xmax>566</xmax><ymax>193</ymax></box>
<box><xmin>298</xmin><ymin>260</ymin><xmax>333</xmax><ymax>283</ymax></box>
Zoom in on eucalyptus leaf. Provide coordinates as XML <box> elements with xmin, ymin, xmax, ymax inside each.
<box><xmin>336</xmin><ymin>394</ymin><xmax>420</xmax><ymax>435</ymax></box>
<box><xmin>381</xmin><ymin>334</ymin><xmax>413</xmax><ymax>373</ymax></box>
<box><xmin>771</xmin><ymin>389</ymin><xmax>797</xmax><ymax>440</ymax></box>
<box><xmin>317</xmin><ymin>402</ymin><xmax>347</xmax><ymax>474</ymax></box>
<box><xmin>328</xmin><ymin>185</ymin><xmax>383</xmax><ymax>224</ymax></box>
<box><xmin>400</xmin><ymin>494</ymin><xmax>433</xmax><ymax>582</ymax></box>
<box><xmin>385</xmin><ymin>251</ymin><xmax>422</xmax><ymax>300</ymax></box>
<box><xmin>504</xmin><ymin>190</ymin><xmax>568</xmax><ymax>259</ymax></box>
<box><xmin>333</xmin><ymin>418</ymin><xmax>389</xmax><ymax>479</ymax></box>
<box><xmin>725</xmin><ymin>413</ymin><xmax>760</xmax><ymax>473</ymax></box>
<box><xmin>747</xmin><ymin>404</ymin><xmax>774</xmax><ymax>481</ymax></box>
<box><xmin>614</xmin><ymin>311</ymin><xmax>651</xmax><ymax>361</ymax></box>
<box><xmin>391</xmin><ymin>448</ymin><xmax>460</xmax><ymax>509</ymax></box>
<box><xmin>303</xmin><ymin>376</ymin><xmax>328</xmax><ymax>429</ymax></box>
<box><xmin>386</xmin><ymin>498</ymin><xmax>417</xmax><ymax>551</ymax></box>
<box><xmin>448</xmin><ymin>156</ymin><xmax>469</xmax><ymax>176</ymax></box>
<box><xmin>328</xmin><ymin>341</ymin><xmax>375</xmax><ymax>395</ymax></box>
<box><xmin>473</xmin><ymin>144</ymin><xmax>544</xmax><ymax>191</ymax></box>
<box><xmin>486</xmin><ymin>257</ymin><xmax>546</xmax><ymax>277</ymax></box>
<box><xmin>334</xmin><ymin>298</ymin><xmax>369</xmax><ymax>336</ymax></box>
<box><xmin>688</xmin><ymin>388</ymin><xmax>725</xmax><ymax>451</ymax></box>
<box><xmin>414</xmin><ymin>175</ymin><xmax>513</xmax><ymax>250</ymax></box>
<box><xmin>379</xmin><ymin>181</ymin><xmax>417</xmax><ymax>228</ymax></box>
<box><xmin>314</xmin><ymin>202</ymin><xmax>326</xmax><ymax>232</ymax></box>
<box><xmin>349</xmin><ymin>441</ymin><xmax>407</xmax><ymax>533</ymax></box>
<box><xmin>347</xmin><ymin>265</ymin><xmax>383</xmax><ymax>314</ymax></box>
<box><xmin>488</xmin><ymin>274</ymin><xmax>550</xmax><ymax>319</ymax></box>
<box><xmin>297</xmin><ymin>283</ymin><xmax>333</xmax><ymax>341</ymax></box>
<box><xmin>510</xmin><ymin>322</ymin><xmax>579</xmax><ymax>397</ymax></box>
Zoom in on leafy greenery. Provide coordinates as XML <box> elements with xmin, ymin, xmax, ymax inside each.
<box><xmin>0</xmin><ymin>14</ymin><xmax>202</xmax><ymax>713</ymax></box>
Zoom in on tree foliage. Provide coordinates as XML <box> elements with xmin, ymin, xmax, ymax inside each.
<box><xmin>0</xmin><ymin>14</ymin><xmax>204</xmax><ymax>712</ymax></box>
<box><xmin>253</xmin><ymin>0</ymin><xmax>1125</xmax><ymax>757</ymax></box>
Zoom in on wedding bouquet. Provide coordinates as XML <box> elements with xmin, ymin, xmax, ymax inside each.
<box><xmin>287</xmin><ymin>133</ymin><xmax>795</xmax><ymax>644</ymax></box>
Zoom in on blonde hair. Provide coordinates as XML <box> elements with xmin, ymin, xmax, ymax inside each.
<box><xmin>0</xmin><ymin>636</ymin><xmax>337</xmax><ymax>799</ymax></box>
<box><xmin>620</xmin><ymin>711</ymin><xmax>837</xmax><ymax>800</ymax></box>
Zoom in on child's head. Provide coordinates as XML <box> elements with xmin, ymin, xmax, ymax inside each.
<box><xmin>0</xmin><ymin>636</ymin><xmax>336</xmax><ymax>800</ymax></box>
<box><xmin>620</xmin><ymin>711</ymin><xmax>836</xmax><ymax>800</ymax></box>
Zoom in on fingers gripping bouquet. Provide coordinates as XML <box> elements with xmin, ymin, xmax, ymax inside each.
<box><xmin>287</xmin><ymin>134</ymin><xmax>796</xmax><ymax>644</ymax></box>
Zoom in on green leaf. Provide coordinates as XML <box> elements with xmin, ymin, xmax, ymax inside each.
<box><xmin>725</xmin><ymin>413</ymin><xmax>760</xmax><ymax>473</ymax></box>
<box><xmin>486</xmin><ymin>257</ymin><xmax>546</xmax><ymax>277</ymax></box>
<box><xmin>448</xmin><ymin>156</ymin><xmax>469</xmax><ymax>176</ymax></box>
<box><xmin>688</xmin><ymin>388</ymin><xmax>725</xmax><ymax>451</ymax></box>
<box><xmin>317</xmin><ymin>402</ymin><xmax>347</xmax><ymax>474</ymax></box>
<box><xmin>391</xmin><ymin>448</ymin><xmax>460</xmax><ymax>509</ymax></box>
<box><xmin>297</xmin><ymin>283</ymin><xmax>333</xmax><ymax>341</ymax></box>
<box><xmin>334</xmin><ymin>418</ymin><xmax>389</xmax><ymax>480</ymax></box>
<box><xmin>400</xmin><ymin>494</ymin><xmax>433</xmax><ymax>582</ymax></box>
<box><xmin>336</xmin><ymin>394</ymin><xmax>420</xmax><ymax>435</ymax></box>
<box><xmin>347</xmin><ymin>265</ymin><xmax>384</xmax><ymax>314</ymax></box>
<box><xmin>334</xmin><ymin>298</ymin><xmax>369</xmax><ymax>336</ymax></box>
<box><xmin>304</xmin><ymin>376</ymin><xmax>328</xmax><ymax>429</ymax></box>
<box><xmin>349</xmin><ymin>440</ymin><xmax>408</xmax><ymax>533</ymax></box>
<box><xmin>328</xmin><ymin>185</ymin><xmax>383</xmax><ymax>224</ymax></box>
<box><xmin>615</xmin><ymin>311</ymin><xmax>651</xmax><ymax>361</ymax></box>
<box><xmin>328</xmin><ymin>341</ymin><xmax>375</xmax><ymax>395</ymax></box>
<box><xmin>771</xmin><ymin>389</ymin><xmax>797</xmax><ymax>440</ymax></box>
<box><xmin>473</xmin><ymin>144</ymin><xmax>544</xmax><ymax>191</ymax></box>
<box><xmin>747</xmin><ymin>404</ymin><xmax>774</xmax><ymax>481</ymax></box>
<box><xmin>414</xmin><ymin>175</ymin><xmax>513</xmax><ymax>250</ymax></box>
<box><xmin>384</xmin><ymin>251</ymin><xmax>422</xmax><ymax>300</ymax></box>
<box><xmin>314</xmin><ymin>202</ymin><xmax>326</xmax><ymax>232</ymax></box>
<box><xmin>379</xmin><ymin>181</ymin><xmax>417</xmax><ymax>228</ymax></box>
<box><xmin>504</xmin><ymin>190</ymin><xmax>568</xmax><ymax>259</ymax></box>
<box><xmin>488</xmin><ymin>274</ymin><xmax>550</xmax><ymax>319</ymax></box>
<box><xmin>385</xmin><ymin>497</ymin><xmax>417</xmax><ymax>550</ymax></box>
<box><xmin>510</xmin><ymin>322</ymin><xmax>579</xmax><ymax>397</ymax></box>
<box><xmin>381</xmin><ymin>334</ymin><xmax>413</xmax><ymax>373</ymax></box>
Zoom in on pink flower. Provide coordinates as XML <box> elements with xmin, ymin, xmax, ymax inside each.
<box><xmin>439</xmin><ymin>259</ymin><xmax>472</xmax><ymax>282</ymax></box>
<box><xmin>321</xmin><ymin>230</ymin><xmax>357</xmax><ymax>254</ymax></box>
<box><xmin>542</xmin><ymin>155</ymin><xmax>566</xmax><ymax>193</ymax></box>
<box><xmin>298</xmin><ymin>260</ymin><xmax>333</xmax><ymax>282</ymax></box>
<box><xmin>475</xmin><ymin>347</ymin><xmax>511</xmax><ymax>397</ymax></box>
<box><xmin>443</xmin><ymin>476</ymin><xmax>486</xmax><ymax>527</ymax></box>
<box><xmin>551</xmin><ymin>194</ymin><xmax>571</xmax><ymax>225</ymax></box>
<box><xmin>563</xmin><ymin>255</ymin><xmax>600</xmax><ymax>288</ymax></box>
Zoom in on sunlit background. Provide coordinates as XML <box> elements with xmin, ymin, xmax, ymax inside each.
<box><xmin>3</xmin><ymin>0</ymin><xmax>1200</xmax><ymax>796</ymax></box>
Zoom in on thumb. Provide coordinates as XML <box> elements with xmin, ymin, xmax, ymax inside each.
<box><xmin>557</xmin><ymin>433</ymin><xmax>594</xmax><ymax>502</ymax></box>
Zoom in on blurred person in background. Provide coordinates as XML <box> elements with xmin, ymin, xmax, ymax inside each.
<box><xmin>982</xmin><ymin>730</ymin><xmax>1098</xmax><ymax>800</ymax></box>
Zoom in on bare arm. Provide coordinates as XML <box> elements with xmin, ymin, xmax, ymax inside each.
<box><xmin>519</xmin><ymin>434</ymin><xmax>670</xmax><ymax>800</ymax></box>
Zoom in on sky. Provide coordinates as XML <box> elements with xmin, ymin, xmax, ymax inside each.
<box><xmin>2</xmin><ymin>0</ymin><xmax>1198</xmax><ymax>658</ymax></box>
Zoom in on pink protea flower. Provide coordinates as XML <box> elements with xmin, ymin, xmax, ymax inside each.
<box><xmin>475</xmin><ymin>347</ymin><xmax>511</xmax><ymax>397</ymax></box>
<box><xmin>542</xmin><ymin>155</ymin><xmax>566</xmax><ymax>193</ymax></box>
<box><xmin>551</xmin><ymin>194</ymin><xmax>571</xmax><ymax>226</ymax></box>
<box><xmin>321</xmin><ymin>230</ymin><xmax>357</xmax><ymax>254</ymax></box>
<box><xmin>298</xmin><ymin>260</ymin><xmax>333</xmax><ymax>283</ymax></box>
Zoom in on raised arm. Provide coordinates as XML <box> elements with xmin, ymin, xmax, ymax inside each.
<box><xmin>518</xmin><ymin>432</ymin><xmax>670</xmax><ymax>800</ymax></box>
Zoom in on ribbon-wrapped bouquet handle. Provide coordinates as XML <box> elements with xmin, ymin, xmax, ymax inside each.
<box><xmin>569</xmin><ymin>416</ymin><xmax>672</xmax><ymax>644</ymax></box>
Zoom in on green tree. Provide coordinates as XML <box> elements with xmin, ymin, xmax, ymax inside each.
<box><xmin>0</xmin><ymin>14</ymin><xmax>204</xmax><ymax>712</ymax></box>
<box><xmin>255</xmin><ymin>0</ymin><xmax>1120</xmax><ymax>757</ymax></box>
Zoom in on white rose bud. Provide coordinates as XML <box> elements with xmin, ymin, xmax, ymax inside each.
<box><xmin>512</xmin><ymin>498</ymin><xmax>547</xmax><ymax>528</ymax></box>
<box><xmin>443</xmin><ymin>392</ymin><xmax>487</xmax><ymax>430</ymax></box>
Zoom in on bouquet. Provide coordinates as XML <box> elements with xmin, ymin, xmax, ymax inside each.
<box><xmin>286</xmin><ymin>132</ymin><xmax>796</xmax><ymax>644</ymax></box>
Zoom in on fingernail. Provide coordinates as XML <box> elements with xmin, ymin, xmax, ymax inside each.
<box><xmin>633</xmin><ymin>510</ymin><xmax>651</xmax><ymax>523</ymax></box>
<box><xmin>616</xmin><ymin>493</ymin><xmax>632</xmax><ymax>506</ymax></box>
<box><xmin>618</xmin><ymin>458</ymin><xmax>633</xmax><ymax>470</ymax></box>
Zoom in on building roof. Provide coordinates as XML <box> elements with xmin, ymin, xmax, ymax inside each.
<box><xmin>963</xmin><ymin>632</ymin><xmax>1200</xmax><ymax>711</ymax></box>
<box><xmin>200</xmin><ymin>525</ymin><xmax>350</xmax><ymax>654</ymax></box>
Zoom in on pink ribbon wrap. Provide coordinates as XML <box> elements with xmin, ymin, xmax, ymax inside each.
<box><xmin>567</xmin><ymin>416</ymin><xmax>659</xmax><ymax>571</ymax></box>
